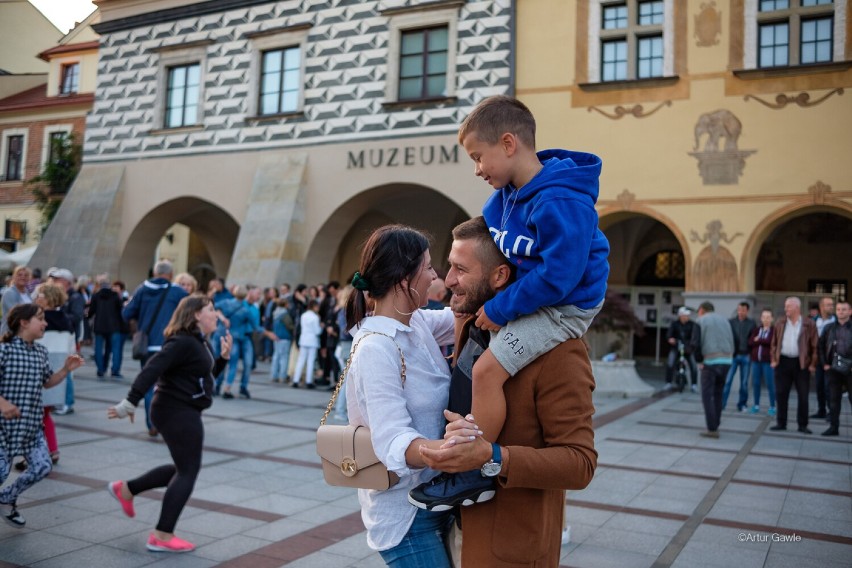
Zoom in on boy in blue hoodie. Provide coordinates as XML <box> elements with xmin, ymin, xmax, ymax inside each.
<box><xmin>410</xmin><ymin>95</ymin><xmax>609</xmax><ymax>510</ymax></box>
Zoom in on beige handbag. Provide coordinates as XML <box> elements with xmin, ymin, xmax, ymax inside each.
<box><xmin>316</xmin><ymin>331</ymin><xmax>405</xmax><ymax>490</ymax></box>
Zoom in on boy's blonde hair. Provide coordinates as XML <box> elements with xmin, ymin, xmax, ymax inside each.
<box><xmin>458</xmin><ymin>95</ymin><xmax>536</xmax><ymax>149</ymax></box>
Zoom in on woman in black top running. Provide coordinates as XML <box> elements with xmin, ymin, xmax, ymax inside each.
<box><xmin>107</xmin><ymin>294</ymin><xmax>231</xmax><ymax>553</ymax></box>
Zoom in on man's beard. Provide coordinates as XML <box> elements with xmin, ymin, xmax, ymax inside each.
<box><xmin>450</xmin><ymin>279</ymin><xmax>494</xmax><ymax>315</ymax></box>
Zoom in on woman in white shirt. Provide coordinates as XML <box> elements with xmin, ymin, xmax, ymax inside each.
<box><xmin>292</xmin><ymin>300</ymin><xmax>322</xmax><ymax>388</ymax></box>
<box><xmin>345</xmin><ymin>225</ymin><xmax>456</xmax><ymax>567</ymax></box>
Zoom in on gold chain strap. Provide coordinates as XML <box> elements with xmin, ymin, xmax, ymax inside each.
<box><xmin>320</xmin><ymin>331</ymin><xmax>406</xmax><ymax>425</ymax></box>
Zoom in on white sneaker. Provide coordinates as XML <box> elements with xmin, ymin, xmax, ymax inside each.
<box><xmin>561</xmin><ymin>526</ymin><xmax>571</xmax><ymax>545</ymax></box>
<box><xmin>691</xmin><ymin>384</ymin><xmax>698</xmax><ymax>393</ymax></box>
<box><xmin>662</xmin><ymin>383</ymin><xmax>674</xmax><ymax>392</ymax></box>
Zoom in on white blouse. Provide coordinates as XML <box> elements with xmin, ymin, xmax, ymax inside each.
<box><xmin>346</xmin><ymin>308</ymin><xmax>455</xmax><ymax>551</ymax></box>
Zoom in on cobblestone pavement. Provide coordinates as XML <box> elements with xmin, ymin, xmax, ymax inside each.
<box><xmin>1</xmin><ymin>347</ymin><xmax>849</xmax><ymax>567</ymax></box>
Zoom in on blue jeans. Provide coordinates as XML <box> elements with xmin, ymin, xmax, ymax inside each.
<box><xmin>94</xmin><ymin>332</ymin><xmax>124</xmax><ymax>375</ymax></box>
<box><xmin>751</xmin><ymin>361</ymin><xmax>775</xmax><ymax>408</ymax></box>
<box><xmin>270</xmin><ymin>339</ymin><xmax>292</xmax><ymax>380</ymax></box>
<box><xmin>722</xmin><ymin>354</ymin><xmax>751</xmax><ymax>410</ymax></box>
<box><xmin>378</xmin><ymin>508</ymin><xmax>453</xmax><ymax>568</ymax></box>
<box><xmin>64</xmin><ymin>372</ymin><xmax>74</xmax><ymax>407</ymax></box>
<box><xmin>226</xmin><ymin>336</ymin><xmax>254</xmax><ymax>390</ymax></box>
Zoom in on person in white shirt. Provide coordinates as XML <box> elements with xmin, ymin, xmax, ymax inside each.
<box><xmin>344</xmin><ymin>225</ymin><xmax>456</xmax><ymax>567</ymax></box>
<box><xmin>291</xmin><ymin>300</ymin><xmax>321</xmax><ymax>389</ymax></box>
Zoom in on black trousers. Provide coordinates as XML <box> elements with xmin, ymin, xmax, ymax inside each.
<box><xmin>827</xmin><ymin>369</ymin><xmax>852</xmax><ymax>430</ymax></box>
<box><xmin>126</xmin><ymin>397</ymin><xmax>203</xmax><ymax>533</ymax></box>
<box><xmin>775</xmin><ymin>356</ymin><xmax>810</xmax><ymax>429</ymax></box>
<box><xmin>700</xmin><ymin>364</ymin><xmax>729</xmax><ymax>432</ymax></box>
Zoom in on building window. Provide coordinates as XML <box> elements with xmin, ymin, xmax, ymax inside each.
<box><xmin>398</xmin><ymin>26</ymin><xmax>449</xmax><ymax>100</ymax></box>
<box><xmin>4</xmin><ymin>135</ymin><xmax>23</xmax><ymax>181</ymax></box>
<box><xmin>259</xmin><ymin>47</ymin><xmax>300</xmax><ymax>115</ymax></box>
<box><xmin>755</xmin><ymin>0</ymin><xmax>836</xmax><ymax>68</ymax></box>
<box><xmin>5</xmin><ymin>220</ymin><xmax>26</xmax><ymax>242</ymax></box>
<box><xmin>60</xmin><ymin>63</ymin><xmax>80</xmax><ymax>95</ymax></box>
<box><xmin>165</xmin><ymin>63</ymin><xmax>200</xmax><ymax>128</ymax></box>
<box><xmin>48</xmin><ymin>132</ymin><xmax>67</xmax><ymax>164</ymax></box>
<box><xmin>596</xmin><ymin>0</ymin><xmax>667</xmax><ymax>82</ymax></box>
<box><xmin>384</xmin><ymin>3</ymin><xmax>459</xmax><ymax>104</ymax></box>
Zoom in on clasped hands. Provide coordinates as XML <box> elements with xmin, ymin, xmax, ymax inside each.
<box><xmin>419</xmin><ymin>410</ymin><xmax>492</xmax><ymax>473</ymax></box>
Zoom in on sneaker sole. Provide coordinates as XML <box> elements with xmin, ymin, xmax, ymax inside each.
<box><xmin>2</xmin><ymin>516</ymin><xmax>25</xmax><ymax>528</ymax></box>
<box><xmin>407</xmin><ymin>489</ymin><xmax>496</xmax><ymax>511</ymax></box>
<box><xmin>146</xmin><ymin>543</ymin><xmax>195</xmax><ymax>553</ymax></box>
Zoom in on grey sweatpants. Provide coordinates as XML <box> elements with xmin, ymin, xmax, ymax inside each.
<box><xmin>489</xmin><ymin>301</ymin><xmax>603</xmax><ymax>376</ymax></box>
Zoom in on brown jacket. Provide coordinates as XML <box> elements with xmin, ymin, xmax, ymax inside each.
<box><xmin>460</xmin><ymin>333</ymin><xmax>597</xmax><ymax>567</ymax></box>
<box><xmin>770</xmin><ymin>315</ymin><xmax>818</xmax><ymax>370</ymax></box>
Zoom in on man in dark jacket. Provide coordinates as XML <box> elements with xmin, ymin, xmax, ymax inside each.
<box><xmin>818</xmin><ymin>300</ymin><xmax>851</xmax><ymax>437</ymax></box>
<box><xmin>89</xmin><ymin>277</ymin><xmax>125</xmax><ymax>379</ymax></box>
<box><xmin>770</xmin><ymin>297</ymin><xmax>818</xmax><ymax>434</ymax></box>
<box><xmin>722</xmin><ymin>302</ymin><xmax>757</xmax><ymax>412</ymax></box>
<box><xmin>122</xmin><ymin>260</ymin><xmax>188</xmax><ymax>435</ymax></box>
<box><xmin>665</xmin><ymin>307</ymin><xmax>700</xmax><ymax>392</ymax></box>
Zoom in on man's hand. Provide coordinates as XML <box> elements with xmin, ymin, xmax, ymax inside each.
<box><xmin>474</xmin><ymin>308</ymin><xmax>501</xmax><ymax>332</ymax></box>
<box><xmin>420</xmin><ymin>431</ymin><xmax>492</xmax><ymax>473</ymax></box>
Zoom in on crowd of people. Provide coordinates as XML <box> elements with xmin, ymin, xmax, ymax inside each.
<box><xmin>664</xmin><ymin>296</ymin><xmax>851</xmax><ymax>439</ymax></box>
<box><xmin>0</xmin><ymin>94</ymin><xmax>848</xmax><ymax>565</ymax></box>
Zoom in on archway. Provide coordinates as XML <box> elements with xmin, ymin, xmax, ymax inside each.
<box><xmin>303</xmin><ymin>183</ymin><xmax>469</xmax><ymax>285</ymax></box>
<box><xmin>600</xmin><ymin>211</ymin><xmax>688</xmax><ymax>359</ymax></box>
<box><xmin>752</xmin><ymin>208</ymin><xmax>852</xmax><ymax>305</ymax></box>
<box><xmin>120</xmin><ymin>197</ymin><xmax>240</xmax><ymax>290</ymax></box>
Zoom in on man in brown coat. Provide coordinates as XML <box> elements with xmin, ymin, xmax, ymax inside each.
<box><xmin>769</xmin><ymin>296</ymin><xmax>818</xmax><ymax>433</ymax></box>
<box><xmin>420</xmin><ymin>217</ymin><xmax>597</xmax><ymax>567</ymax></box>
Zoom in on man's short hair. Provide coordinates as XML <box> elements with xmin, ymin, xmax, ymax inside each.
<box><xmin>153</xmin><ymin>260</ymin><xmax>173</xmax><ymax>277</ymax></box>
<box><xmin>738</xmin><ymin>301</ymin><xmax>750</xmax><ymax>309</ymax></box>
<box><xmin>786</xmin><ymin>296</ymin><xmax>802</xmax><ymax>309</ymax></box>
<box><xmin>452</xmin><ymin>216</ymin><xmax>509</xmax><ymax>273</ymax></box>
<box><xmin>699</xmin><ymin>301</ymin><xmax>715</xmax><ymax>312</ymax></box>
<box><xmin>458</xmin><ymin>95</ymin><xmax>536</xmax><ymax>149</ymax></box>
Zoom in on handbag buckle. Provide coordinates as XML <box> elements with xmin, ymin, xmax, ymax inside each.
<box><xmin>340</xmin><ymin>457</ymin><xmax>358</xmax><ymax>477</ymax></box>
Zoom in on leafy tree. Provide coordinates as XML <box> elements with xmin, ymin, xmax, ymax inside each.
<box><xmin>27</xmin><ymin>132</ymin><xmax>81</xmax><ymax>236</ymax></box>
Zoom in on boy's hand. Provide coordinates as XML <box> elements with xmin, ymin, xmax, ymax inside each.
<box><xmin>474</xmin><ymin>308</ymin><xmax>501</xmax><ymax>332</ymax></box>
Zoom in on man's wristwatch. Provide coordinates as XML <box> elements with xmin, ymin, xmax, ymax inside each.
<box><xmin>480</xmin><ymin>443</ymin><xmax>502</xmax><ymax>477</ymax></box>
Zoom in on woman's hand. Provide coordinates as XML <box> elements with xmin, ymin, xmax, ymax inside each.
<box><xmin>0</xmin><ymin>399</ymin><xmax>21</xmax><ymax>420</ymax></box>
<box><xmin>107</xmin><ymin>399</ymin><xmax>136</xmax><ymax>423</ymax></box>
<box><xmin>63</xmin><ymin>353</ymin><xmax>85</xmax><ymax>373</ymax></box>
<box><xmin>440</xmin><ymin>410</ymin><xmax>483</xmax><ymax>449</ymax></box>
<box><xmin>219</xmin><ymin>332</ymin><xmax>233</xmax><ymax>360</ymax></box>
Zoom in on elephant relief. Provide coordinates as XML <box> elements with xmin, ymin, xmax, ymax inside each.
<box><xmin>693</xmin><ymin>109</ymin><xmax>741</xmax><ymax>152</ymax></box>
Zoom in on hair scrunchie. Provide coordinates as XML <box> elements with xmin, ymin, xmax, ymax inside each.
<box><xmin>351</xmin><ymin>271</ymin><xmax>370</xmax><ymax>292</ymax></box>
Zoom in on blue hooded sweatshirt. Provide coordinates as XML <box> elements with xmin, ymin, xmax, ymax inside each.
<box><xmin>481</xmin><ymin>149</ymin><xmax>609</xmax><ymax>327</ymax></box>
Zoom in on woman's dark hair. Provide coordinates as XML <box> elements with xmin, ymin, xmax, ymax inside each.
<box><xmin>2</xmin><ymin>304</ymin><xmax>43</xmax><ymax>342</ymax></box>
<box><xmin>345</xmin><ymin>225</ymin><xmax>431</xmax><ymax>329</ymax></box>
<box><xmin>163</xmin><ymin>294</ymin><xmax>212</xmax><ymax>338</ymax></box>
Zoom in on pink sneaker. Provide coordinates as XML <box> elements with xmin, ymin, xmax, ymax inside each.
<box><xmin>146</xmin><ymin>533</ymin><xmax>195</xmax><ymax>553</ymax></box>
<box><xmin>107</xmin><ymin>481</ymin><xmax>135</xmax><ymax>518</ymax></box>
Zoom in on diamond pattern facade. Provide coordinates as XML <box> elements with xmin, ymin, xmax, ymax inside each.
<box><xmin>85</xmin><ymin>0</ymin><xmax>513</xmax><ymax>161</ymax></box>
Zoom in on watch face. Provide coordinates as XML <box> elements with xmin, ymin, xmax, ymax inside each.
<box><xmin>481</xmin><ymin>461</ymin><xmax>501</xmax><ymax>477</ymax></box>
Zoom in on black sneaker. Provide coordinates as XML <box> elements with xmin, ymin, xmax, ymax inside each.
<box><xmin>239</xmin><ymin>388</ymin><xmax>251</xmax><ymax>399</ymax></box>
<box><xmin>1</xmin><ymin>504</ymin><xmax>25</xmax><ymax>528</ymax></box>
<box><xmin>222</xmin><ymin>391</ymin><xmax>234</xmax><ymax>399</ymax></box>
<box><xmin>408</xmin><ymin>470</ymin><xmax>496</xmax><ymax>512</ymax></box>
